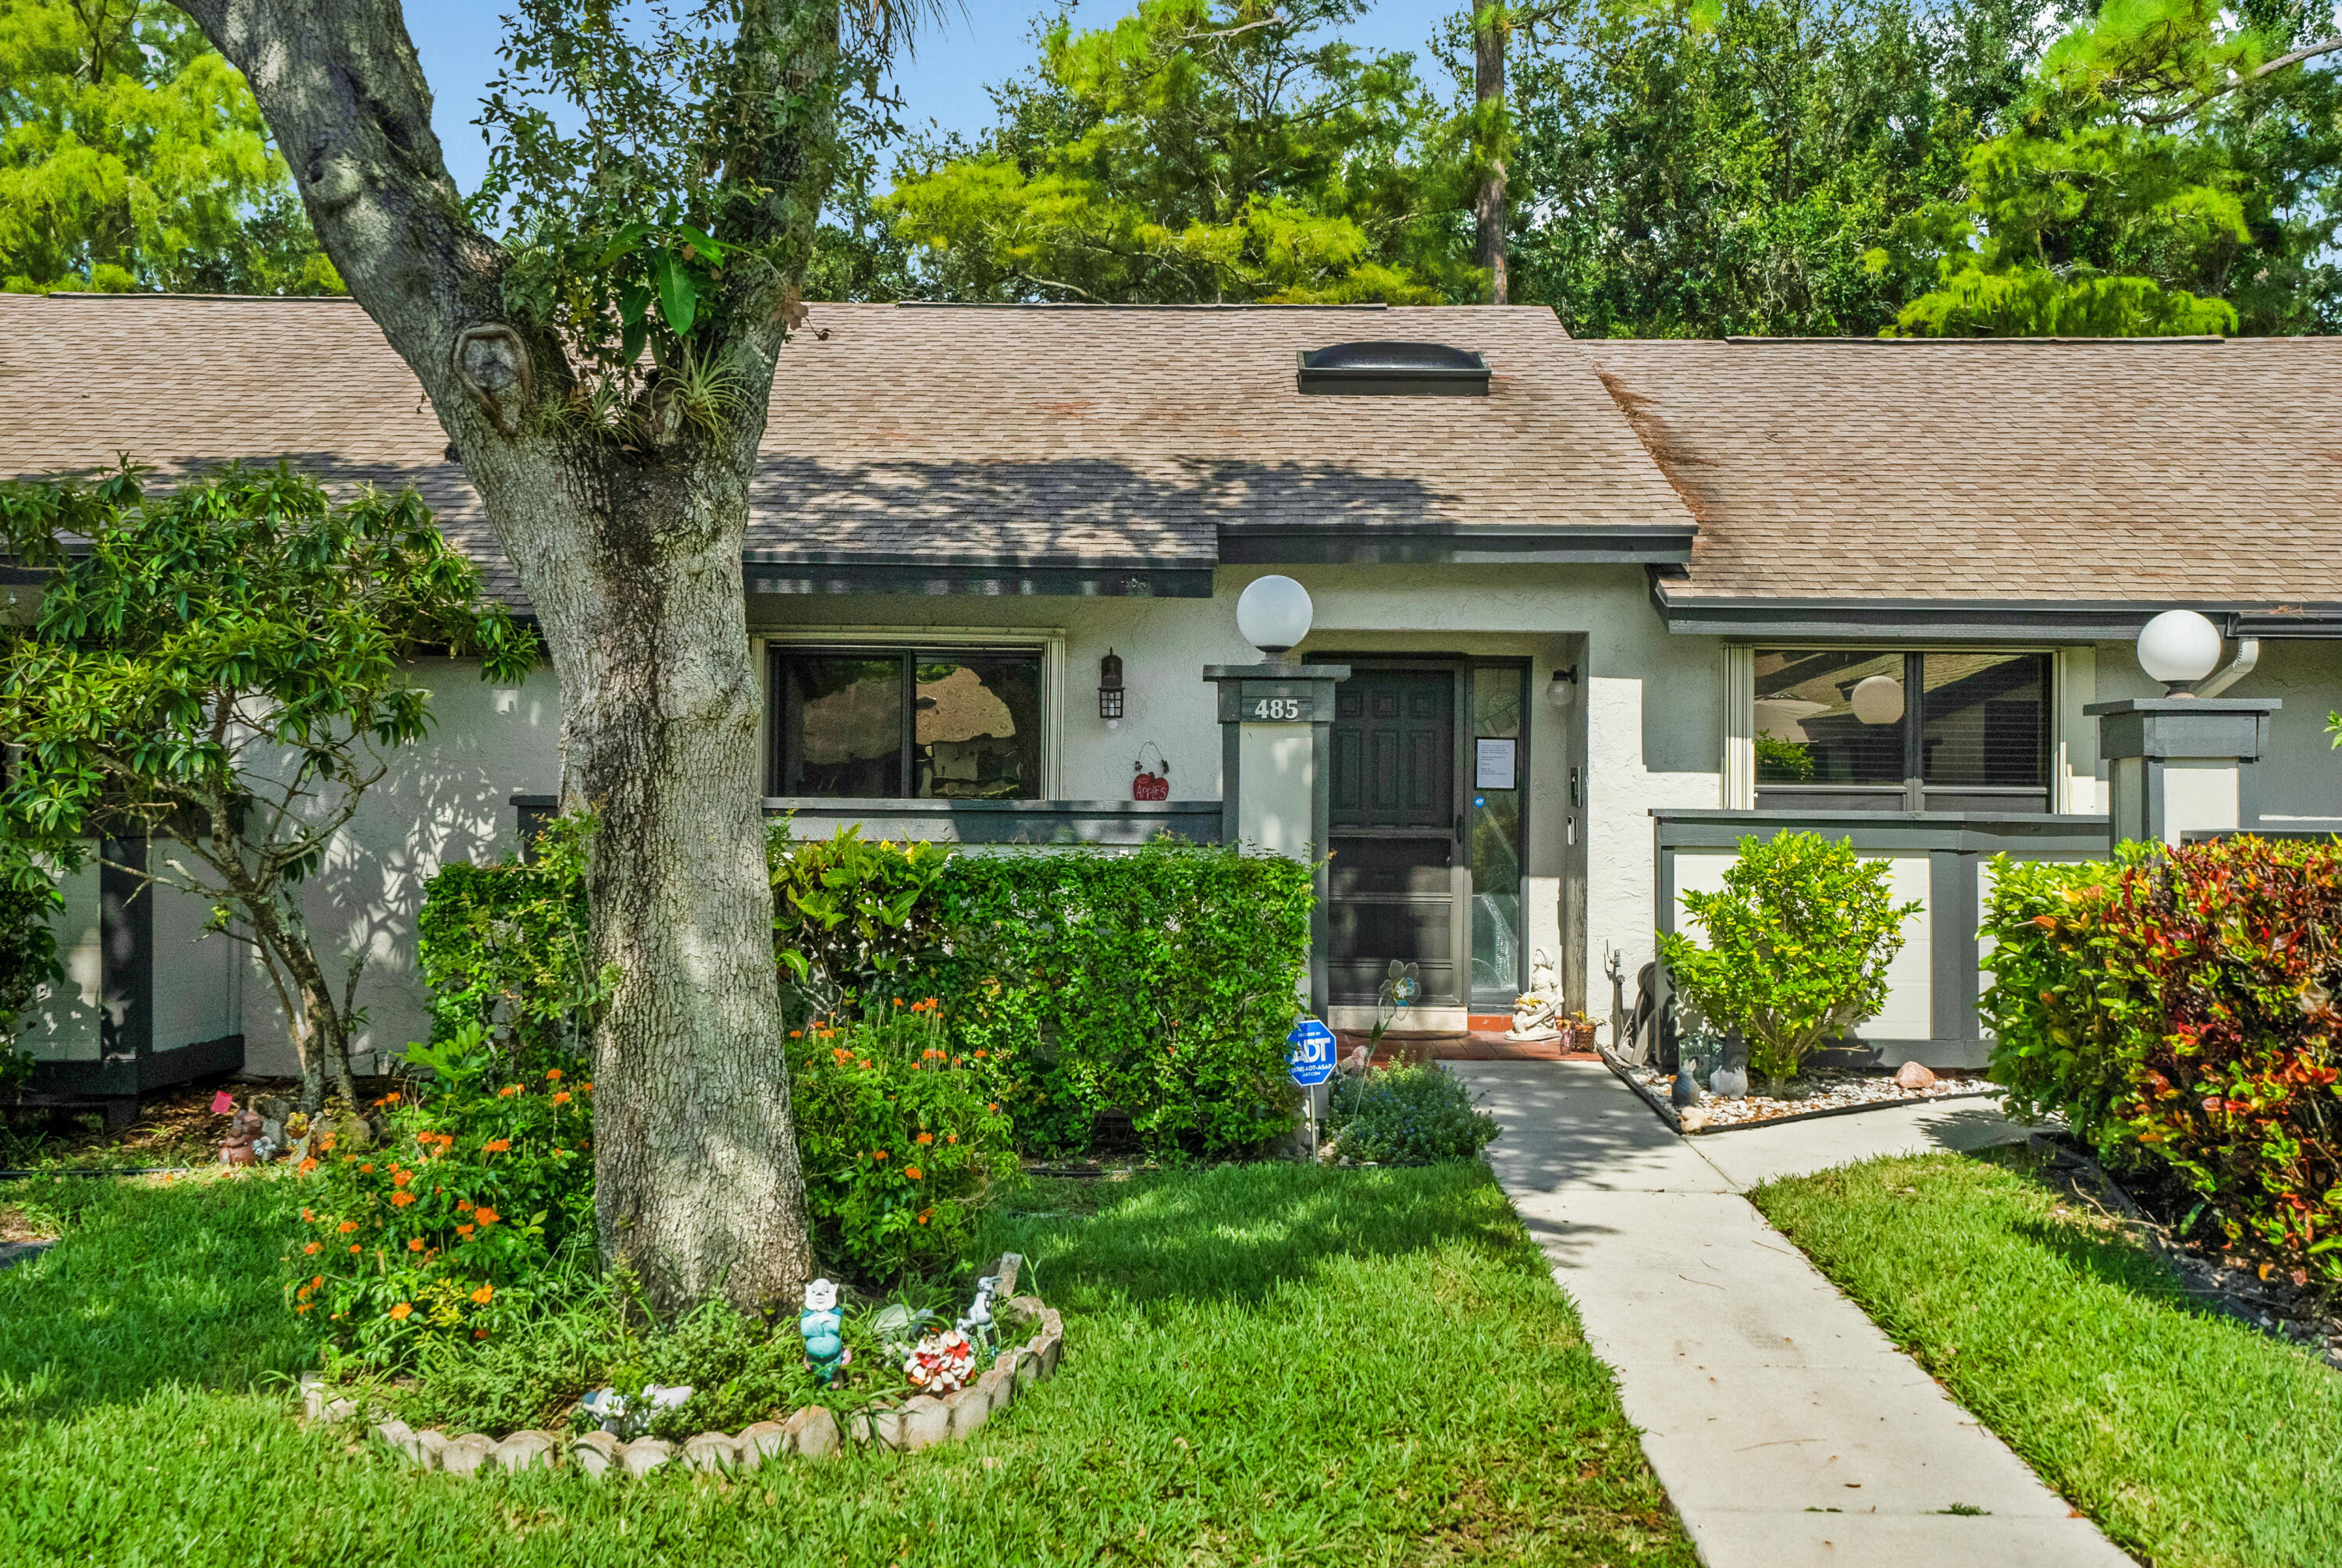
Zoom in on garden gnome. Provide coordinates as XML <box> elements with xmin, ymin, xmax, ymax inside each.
<box><xmin>959</xmin><ymin>1275</ymin><xmax>998</xmax><ymax>1353</ymax></box>
<box><xmin>219</xmin><ymin>1107</ymin><xmax>265</xmax><ymax>1166</ymax></box>
<box><xmin>800</xmin><ymin>1278</ymin><xmax>850</xmax><ymax>1387</ymax></box>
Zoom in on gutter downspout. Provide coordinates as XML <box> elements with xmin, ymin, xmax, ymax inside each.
<box><xmin>2196</xmin><ymin>638</ymin><xmax>2261</xmax><ymax>698</ymax></box>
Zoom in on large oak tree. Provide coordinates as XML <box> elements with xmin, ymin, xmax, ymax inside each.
<box><xmin>169</xmin><ymin>0</ymin><xmax>919</xmax><ymax>1316</ymax></box>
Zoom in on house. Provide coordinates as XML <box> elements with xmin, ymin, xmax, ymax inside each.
<box><xmin>4</xmin><ymin>293</ymin><xmax>2338</xmax><ymax>1111</ymax></box>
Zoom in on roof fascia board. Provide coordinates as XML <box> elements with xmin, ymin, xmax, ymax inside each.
<box><xmin>1650</xmin><ymin>582</ymin><xmax>2302</xmax><ymax>641</ymax></box>
<box><xmin>747</xmin><ymin>563</ymin><xmax>1214</xmax><ymax>599</ymax></box>
<box><xmin>1223</xmin><ymin>524</ymin><xmax>1695</xmax><ymax>567</ymax></box>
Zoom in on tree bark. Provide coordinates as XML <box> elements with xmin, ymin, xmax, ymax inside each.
<box><xmin>176</xmin><ymin>0</ymin><xmax>817</xmax><ymax>1315</ymax></box>
<box><xmin>1473</xmin><ymin>6</ymin><xmax>1509</xmax><ymax>306</ymax></box>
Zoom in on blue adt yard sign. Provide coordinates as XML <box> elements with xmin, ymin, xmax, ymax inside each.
<box><xmin>1287</xmin><ymin>1017</ymin><xmax>1337</xmax><ymax>1086</ymax></box>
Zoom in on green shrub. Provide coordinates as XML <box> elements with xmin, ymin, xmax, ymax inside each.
<box><xmin>287</xmin><ymin>1023</ymin><xmax>596</xmax><ymax>1362</ymax></box>
<box><xmin>1981</xmin><ymin>837</ymin><xmax>2342</xmax><ymax>1285</ymax></box>
<box><xmin>1658</xmin><ymin>830</ymin><xmax>1921</xmax><ymax>1082</ymax></box>
<box><xmin>769</xmin><ymin>823</ymin><xmax>950</xmax><ymax>1022</ymax></box>
<box><xmin>1325</xmin><ymin>1063</ymin><xmax>1499</xmax><ymax>1164</ymax></box>
<box><xmin>789</xmin><ymin>1003</ymin><xmax>1014</xmax><ymax>1283</ymax></box>
<box><xmin>934</xmin><ymin>840</ymin><xmax>1312</xmax><ymax>1159</ymax></box>
<box><xmin>0</xmin><ymin>844</ymin><xmax>62</xmax><ymax>1093</ymax></box>
<box><xmin>415</xmin><ymin>816</ymin><xmax>609</xmax><ymax>1061</ymax></box>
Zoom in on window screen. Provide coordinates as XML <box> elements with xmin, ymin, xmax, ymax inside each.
<box><xmin>771</xmin><ymin>648</ymin><xmax>1043</xmax><ymax>800</ymax></box>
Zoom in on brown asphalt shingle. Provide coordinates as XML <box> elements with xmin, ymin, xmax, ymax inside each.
<box><xmin>0</xmin><ymin>294</ymin><xmax>1689</xmax><ymax>606</ymax></box>
<box><xmin>1586</xmin><ymin>336</ymin><xmax>2342</xmax><ymax>610</ymax></box>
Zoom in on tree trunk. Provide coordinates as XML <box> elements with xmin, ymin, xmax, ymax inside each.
<box><xmin>1473</xmin><ymin>6</ymin><xmax>1509</xmax><ymax>306</ymax></box>
<box><xmin>180</xmin><ymin>0</ymin><xmax>820</xmax><ymax>1317</ymax></box>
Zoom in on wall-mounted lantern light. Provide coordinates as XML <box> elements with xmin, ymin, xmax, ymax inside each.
<box><xmin>1098</xmin><ymin>648</ymin><xmax>1125</xmax><ymax>727</ymax></box>
<box><xmin>1547</xmin><ymin>665</ymin><xmax>1579</xmax><ymax>709</ymax></box>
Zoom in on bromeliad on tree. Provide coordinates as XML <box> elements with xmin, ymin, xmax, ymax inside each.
<box><xmin>0</xmin><ymin>462</ymin><xmax>537</xmax><ymax>1111</ymax></box>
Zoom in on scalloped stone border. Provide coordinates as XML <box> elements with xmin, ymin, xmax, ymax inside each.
<box><xmin>301</xmin><ymin>1296</ymin><xmax>1066</xmax><ymax>1478</ymax></box>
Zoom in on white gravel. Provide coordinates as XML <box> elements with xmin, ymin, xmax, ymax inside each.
<box><xmin>1625</xmin><ymin>1063</ymin><xmax>2002</xmax><ymax>1128</ymax></box>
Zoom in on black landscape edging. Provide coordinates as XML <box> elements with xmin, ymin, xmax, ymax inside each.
<box><xmin>0</xmin><ymin>1166</ymin><xmax>196</xmax><ymax>1180</ymax></box>
<box><xmin>1598</xmin><ymin>1049</ymin><xmax>1999</xmax><ymax>1136</ymax></box>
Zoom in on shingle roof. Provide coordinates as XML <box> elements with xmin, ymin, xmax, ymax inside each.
<box><xmin>1585</xmin><ymin>336</ymin><xmax>2342</xmax><ymax>613</ymax></box>
<box><xmin>0</xmin><ymin>294</ymin><xmax>1690</xmax><ymax>606</ymax></box>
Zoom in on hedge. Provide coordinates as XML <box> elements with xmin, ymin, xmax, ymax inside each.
<box><xmin>1981</xmin><ymin>837</ymin><xmax>2342</xmax><ymax>1286</ymax></box>
<box><xmin>418</xmin><ymin>824</ymin><xmax>1314</xmax><ymax>1163</ymax></box>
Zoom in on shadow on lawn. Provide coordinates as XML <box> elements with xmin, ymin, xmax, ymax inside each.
<box><xmin>982</xmin><ymin>1162</ymin><xmax>1529</xmax><ymax>1314</ymax></box>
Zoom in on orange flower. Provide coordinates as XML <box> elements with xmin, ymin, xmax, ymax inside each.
<box><xmin>408</xmin><ymin>1238</ymin><xmax>425</xmax><ymax>1252</ymax></box>
<box><xmin>336</xmin><ymin>1221</ymin><xmax>359</xmax><ymax>1234</ymax></box>
<box><xmin>947</xmin><ymin>1134</ymin><xmax>958</xmax><ymax>1145</ymax></box>
<box><xmin>987</xmin><ymin>1103</ymin><xmax>998</xmax><ymax>1113</ymax></box>
<box><xmin>470</xmin><ymin>1282</ymin><xmax>494</xmax><ymax>1304</ymax></box>
<box><xmin>916</xmin><ymin>1132</ymin><xmax>933</xmax><ymax>1145</ymax></box>
<box><xmin>582</xmin><ymin>1083</ymin><xmax>593</xmax><ymax>1093</ymax></box>
<box><xmin>475</xmin><ymin>1207</ymin><xmax>500</xmax><ymax>1225</ymax></box>
<box><xmin>789</xmin><ymin>1031</ymin><xmax>803</xmax><ymax>1040</ymax></box>
<box><xmin>298</xmin><ymin>1158</ymin><xmax>319</xmax><ymax>1175</ymax></box>
<box><xmin>303</xmin><ymin>1242</ymin><xmax>321</xmax><ymax>1256</ymax></box>
<box><xmin>546</xmin><ymin>1068</ymin><xmax>563</xmax><ymax>1081</ymax></box>
<box><xmin>905</xmin><ymin>1166</ymin><xmax>924</xmax><ymax>1181</ymax></box>
<box><xmin>832</xmin><ymin>1047</ymin><xmax>851</xmax><ymax>1063</ymax></box>
<box><xmin>390</xmin><ymin>1302</ymin><xmax>414</xmax><ymax>1321</ymax></box>
<box><xmin>482</xmin><ymin>1140</ymin><xmax>511</xmax><ymax>1154</ymax></box>
<box><xmin>894</xmin><ymin>997</ymin><xmax>905</xmax><ymax>1007</ymax></box>
<box><xmin>348</xmin><ymin>1244</ymin><xmax>362</xmax><ymax>1254</ymax></box>
<box><xmin>857</xmin><ymin>1060</ymin><xmax>871</xmax><ymax>1071</ymax></box>
<box><xmin>312</xmin><ymin>1275</ymin><xmax>324</xmax><ymax>1288</ymax></box>
<box><xmin>551</xmin><ymin>1091</ymin><xmax>571</xmax><ymax>1106</ymax></box>
<box><xmin>974</xmin><ymin>1051</ymin><xmax>988</xmax><ymax>1059</ymax></box>
<box><xmin>391</xmin><ymin>1192</ymin><xmax>416</xmax><ymax>1208</ymax></box>
<box><xmin>457</xmin><ymin>1200</ymin><xmax>474</xmax><ymax>1213</ymax></box>
<box><xmin>392</xmin><ymin>1171</ymin><xmax>411</xmax><ymax>1187</ymax></box>
<box><xmin>358</xmin><ymin>1164</ymin><xmax>374</xmax><ymax>1174</ymax></box>
<box><xmin>473</xmin><ymin>1329</ymin><xmax>487</xmax><ymax>1340</ymax></box>
<box><xmin>873</xmin><ymin>1150</ymin><xmax>888</xmax><ymax>1161</ymax></box>
<box><xmin>499</xmin><ymin>1084</ymin><xmax>521</xmax><ymax>1097</ymax></box>
<box><xmin>384</xmin><ymin>1092</ymin><xmax>400</xmax><ymax>1104</ymax></box>
<box><xmin>457</xmin><ymin>1224</ymin><xmax>475</xmax><ymax>1238</ymax></box>
<box><xmin>296</xmin><ymin>1303</ymin><xmax>312</xmax><ymax>1315</ymax></box>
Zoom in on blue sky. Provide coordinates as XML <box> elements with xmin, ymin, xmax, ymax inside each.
<box><xmin>400</xmin><ymin>0</ymin><xmax>1462</xmax><ymax>194</ymax></box>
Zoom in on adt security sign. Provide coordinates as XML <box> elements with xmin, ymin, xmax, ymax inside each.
<box><xmin>1287</xmin><ymin>1017</ymin><xmax>1338</xmax><ymax>1086</ymax></box>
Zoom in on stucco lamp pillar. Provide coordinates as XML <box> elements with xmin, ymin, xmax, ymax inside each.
<box><xmin>2085</xmin><ymin>611</ymin><xmax>2279</xmax><ymax>847</ymax></box>
<box><xmin>1205</xmin><ymin>576</ymin><xmax>1350</xmax><ymax>1018</ymax></box>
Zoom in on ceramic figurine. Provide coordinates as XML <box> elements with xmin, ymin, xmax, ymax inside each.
<box><xmin>1671</xmin><ymin>1059</ymin><xmax>1701</xmax><ymax>1109</ymax></box>
<box><xmin>219</xmin><ymin>1108</ymin><xmax>265</xmax><ymax>1166</ymax></box>
<box><xmin>959</xmin><ymin>1275</ymin><xmax>999</xmax><ymax>1353</ymax></box>
<box><xmin>1709</xmin><ymin>1061</ymin><xmax>1749</xmax><ymax>1100</ymax></box>
<box><xmin>800</xmin><ymin>1278</ymin><xmax>851</xmax><ymax>1387</ymax></box>
<box><xmin>903</xmin><ymin>1328</ymin><xmax>977</xmax><ymax>1394</ymax></box>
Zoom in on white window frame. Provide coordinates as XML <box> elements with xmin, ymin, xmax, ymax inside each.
<box><xmin>754</xmin><ymin>626</ymin><xmax>1067</xmax><ymax>800</ymax></box>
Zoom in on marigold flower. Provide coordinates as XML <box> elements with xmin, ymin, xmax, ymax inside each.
<box><xmin>546</xmin><ymin>1068</ymin><xmax>563</xmax><ymax>1081</ymax></box>
<box><xmin>391</xmin><ymin>1192</ymin><xmax>416</xmax><ymax>1208</ymax></box>
<box><xmin>312</xmin><ymin>1275</ymin><xmax>324</xmax><ymax>1288</ymax></box>
<box><xmin>500</xmin><ymin>1084</ymin><xmax>521</xmax><ymax>1097</ymax></box>
<box><xmin>482</xmin><ymin>1140</ymin><xmax>510</xmax><ymax>1154</ymax></box>
<box><xmin>384</xmin><ymin>1092</ymin><xmax>400</xmax><ymax>1104</ymax></box>
<box><xmin>906</xmin><ymin>1166</ymin><xmax>924</xmax><ymax>1181</ymax></box>
<box><xmin>974</xmin><ymin>1050</ymin><xmax>987</xmax><ymax>1059</ymax></box>
<box><xmin>916</xmin><ymin>1132</ymin><xmax>934</xmax><ymax>1144</ymax></box>
<box><xmin>475</xmin><ymin>1207</ymin><xmax>500</xmax><ymax>1225</ymax></box>
<box><xmin>470</xmin><ymin>1282</ymin><xmax>494</xmax><ymax>1304</ymax></box>
<box><xmin>358</xmin><ymin>1164</ymin><xmax>373</xmax><ymax>1174</ymax></box>
<box><xmin>336</xmin><ymin>1220</ymin><xmax>358</xmax><ymax>1234</ymax></box>
<box><xmin>457</xmin><ymin>1200</ymin><xmax>474</xmax><ymax>1213</ymax></box>
<box><xmin>550</xmin><ymin>1091</ymin><xmax>571</xmax><ymax>1106</ymax></box>
<box><xmin>304</xmin><ymin>1242</ymin><xmax>321</xmax><ymax>1255</ymax></box>
<box><xmin>582</xmin><ymin>1083</ymin><xmax>593</xmax><ymax>1093</ymax></box>
<box><xmin>349</xmin><ymin>1244</ymin><xmax>362</xmax><ymax>1254</ymax></box>
<box><xmin>873</xmin><ymin>1150</ymin><xmax>888</xmax><ymax>1161</ymax></box>
<box><xmin>457</xmin><ymin>1224</ymin><xmax>475</xmax><ymax>1238</ymax></box>
<box><xmin>390</xmin><ymin>1303</ymin><xmax>413</xmax><ymax>1321</ymax></box>
<box><xmin>393</xmin><ymin>1171</ymin><xmax>411</xmax><ymax>1187</ymax></box>
<box><xmin>408</xmin><ymin>1238</ymin><xmax>425</xmax><ymax>1253</ymax></box>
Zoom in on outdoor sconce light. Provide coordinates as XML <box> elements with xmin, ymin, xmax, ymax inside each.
<box><xmin>1098</xmin><ymin>649</ymin><xmax>1125</xmax><ymax>728</ymax></box>
<box><xmin>2136</xmin><ymin>609</ymin><xmax>2223</xmax><ymax>696</ymax></box>
<box><xmin>1547</xmin><ymin>665</ymin><xmax>1579</xmax><ymax>709</ymax></box>
<box><xmin>1850</xmin><ymin>673</ymin><xmax>1905</xmax><ymax>726</ymax></box>
<box><xmin>1236</xmin><ymin>574</ymin><xmax>1313</xmax><ymax>659</ymax></box>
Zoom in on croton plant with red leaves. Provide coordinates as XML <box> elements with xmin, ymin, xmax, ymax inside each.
<box><xmin>1983</xmin><ymin>837</ymin><xmax>2342</xmax><ymax>1286</ymax></box>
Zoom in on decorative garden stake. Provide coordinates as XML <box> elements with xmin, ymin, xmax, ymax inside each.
<box><xmin>801</xmin><ymin>1278</ymin><xmax>850</xmax><ymax>1387</ymax></box>
<box><xmin>903</xmin><ymin>1329</ymin><xmax>977</xmax><ymax>1393</ymax></box>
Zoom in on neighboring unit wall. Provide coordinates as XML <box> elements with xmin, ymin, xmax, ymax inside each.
<box><xmin>2089</xmin><ymin>637</ymin><xmax>2342</xmax><ymax>832</ymax></box>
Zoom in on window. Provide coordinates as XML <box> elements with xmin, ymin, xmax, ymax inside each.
<box><xmin>1753</xmin><ymin>649</ymin><xmax>2050</xmax><ymax>812</ymax></box>
<box><xmin>769</xmin><ymin>647</ymin><xmax>1044</xmax><ymax>800</ymax></box>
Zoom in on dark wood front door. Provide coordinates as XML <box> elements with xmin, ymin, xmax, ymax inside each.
<box><xmin>1328</xmin><ymin>669</ymin><xmax>1463</xmax><ymax>1008</ymax></box>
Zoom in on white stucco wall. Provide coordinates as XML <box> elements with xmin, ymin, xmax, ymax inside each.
<box><xmin>2089</xmin><ymin>636</ymin><xmax>2342</xmax><ymax>830</ymax></box>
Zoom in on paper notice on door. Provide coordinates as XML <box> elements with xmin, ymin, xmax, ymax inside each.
<box><xmin>1475</xmin><ymin>738</ymin><xmax>1517</xmax><ymax>791</ymax></box>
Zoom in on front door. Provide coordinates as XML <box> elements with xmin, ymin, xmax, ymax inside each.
<box><xmin>1327</xmin><ymin>668</ymin><xmax>1464</xmax><ymax>1009</ymax></box>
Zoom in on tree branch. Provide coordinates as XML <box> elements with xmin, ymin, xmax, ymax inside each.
<box><xmin>2135</xmin><ymin>34</ymin><xmax>2342</xmax><ymax>126</ymax></box>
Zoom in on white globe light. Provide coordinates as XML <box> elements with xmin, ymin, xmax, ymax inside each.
<box><xmin>1849</xmin><ymin>674</ymin><xmax>1905</xmax><ymax>726</ymax></box>
<box><xmin>1236</xmin><ymin>574</ymin><xmax>1313</xmax><ymax>655</ymax></box>
<box><xmin>2137</xmin><ymin>609</ymin><xmax>2223</xmax><ymax>690</ymax></box>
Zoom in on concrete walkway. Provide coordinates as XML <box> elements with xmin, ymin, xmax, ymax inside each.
<box><xmin>1454</xmin><ymin>1059</ymin><xmax>2134</xmax><ymax>1568</ymax></box>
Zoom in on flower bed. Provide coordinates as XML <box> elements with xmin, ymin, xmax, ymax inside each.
<box><xmin>1609</xmin><ymin>1054</ymin><xmax>1999</xmax><ymax>1132</ymax></box>
<box><xmin>302</xmin><ymin>1278</ymin><xmax>1066</xmax><ymax>1478</ymax></box>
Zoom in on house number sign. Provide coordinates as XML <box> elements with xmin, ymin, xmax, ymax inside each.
<box><xmin>1239</xmin><ymin>682</ymin><xmax>1314</xmax><ymax>722</ymax></box>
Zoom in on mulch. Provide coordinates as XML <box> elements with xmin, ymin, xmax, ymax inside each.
<box><xmin>1334</xmin><ymin>1029</ymin><xmax>1601</xmax><ymax>1067</ymax></box>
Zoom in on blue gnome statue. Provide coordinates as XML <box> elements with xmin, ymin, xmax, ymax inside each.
<box><xmin>800</xmin><ymin>1277</ymin><xmax>851</xmax><ymax>1387</ymax></box>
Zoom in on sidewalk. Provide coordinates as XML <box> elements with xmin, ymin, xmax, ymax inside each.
<box><xmin>1453</xmin><ymin>1059</ymin><xmax>2134</xmax><ymax>1568</ymax></box>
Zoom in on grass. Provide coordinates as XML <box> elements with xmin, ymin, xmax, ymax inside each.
<box><xmin>0</xmin><ymin>1161</ymin><xmax>1694</xmax><ymax>1567</ymax></box>
<box><xmin>1750</xmin><ymin>1147</ymin><xmax>2342</xmax><ymax>1568</ymax></box>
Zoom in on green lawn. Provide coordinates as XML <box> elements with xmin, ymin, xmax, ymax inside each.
<box><xmin>0</xmin><ymin>1163</ymin><xmax>1692</xmax><ymax>1567</ymax></box>
<box><xmin>1751</xmin><ymin>1148</ymin><xmax>2342</xmax><ymax>1568</ymax></box>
